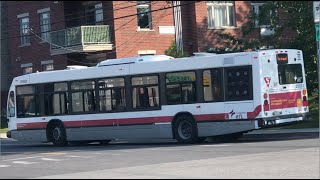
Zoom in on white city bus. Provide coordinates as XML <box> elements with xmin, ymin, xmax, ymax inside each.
<box><xmin>6</xmin><ymin>49</ymin><xmax>309</xmax><ymax>145</ymax></box>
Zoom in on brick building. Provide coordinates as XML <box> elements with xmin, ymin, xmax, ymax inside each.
<box><xmin>1</xmin><ymin>1</ymin><xmax>10</xmax><ymax>123</ymax></box>
<box><xmin>6</xmin><ymin>1</ymin><xmax>281</xmax><ymax>78</ymax></box>
<box><xmin>1</xmin><ymin>1</ymin><xmax>293</xmax><ymax>117</ymax></box>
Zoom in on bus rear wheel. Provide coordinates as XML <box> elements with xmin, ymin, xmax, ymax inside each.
<box><xmin>174</xmin><ymin>115</ymin><xmax>198</xmax><ymax>144</ymax></box>
<box><xmin>48</xmin><ymin>122</ymin><xmax>67</xmax><ymax>146</ymax></box>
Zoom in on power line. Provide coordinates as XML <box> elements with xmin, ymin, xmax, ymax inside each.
<box><xmin>4</xmin><ymin>1</ymin><xmax>203</xmax><ymax>68</ymax></box>
<box><xmin>3</xmin><ymin>1</ymin><xmax>160</xmax><ymax>34</ymax></box>
<box><xmin>0</xmin><ymin>1</ymin><xmax>161</xmax><ymax>40</ymax></box>
<box><xmin>121</xmin><ymin>8</ymin><xmax>172</xmax><ymax>56</ymax></box>
<box><xmin>21</xmin><ymin>29</ymin><xmax>98</xmax><ymax>66</ymax></box>
<box><xmin>8</xmin><ymin>1</ymin><xmax>163</xmax><ymax>68</ymax></box>
<box><xmin>27</xmin><ymin>1</ymin><xmax>171</xmax><ymax>59</ymax></box>
<box><xmin>1</xmin><ymin>1</ymin><xmax>158</xmax><ymax>40</ymax></box>
<box><xmin>0</xmin><ymin>1</ymin><xmax>202</xmax><ymax>41</ymax></box>
<box><xmin>7</xmin><ymin>3</ymin><xmax>148</xmax><ymax>66</ymax></box>
<box><xmin>22</xmin><ymin>1</ymin><xmax>175</xmax><ymax>66</ymax></box>
<box><xmin>120</xmin><ymin>1</ymin><xmax>208</xmax><ymax>57</ymax></box>
<box><xmin>0</xmin><ymin>1</ymin><xmax>134</xmax><ymax>11</ymax></box>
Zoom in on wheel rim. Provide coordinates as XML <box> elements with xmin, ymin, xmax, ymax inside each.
<box><xmin>53</xmin><ymin>127</ymin><xmax>61</xmax><ymax>141</ymax></box>
<box><xmin>178</xmin><ymin>120</ymin><xmax>192</xmax><ymax>139</ymax></box>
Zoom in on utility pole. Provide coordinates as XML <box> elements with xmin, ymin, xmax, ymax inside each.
<box><xmin>0</xmin><ymin>1</ymin><xmax>2</xmax><ymax>133</ymax></box>
<box><xmin>0</xmin><ymin>0</ymin><xmax>2</xmax><ymax>152</ymax></box>
<box><xmin>313</xmin><ymin>1</ymin><xmax>320</xmax><ymax>141</ymax></box>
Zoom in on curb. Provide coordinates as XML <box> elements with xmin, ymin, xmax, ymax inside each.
<box><xmin>246</xmin><ymin>128</ymin><xmax>319</xmax><ymax>135</ymax></box>
<box><xmin>243</xmin><ymin>128</ymin><xmax>319</xmax><ymax>139</ymax></box>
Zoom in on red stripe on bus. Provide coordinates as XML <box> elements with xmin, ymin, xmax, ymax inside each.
<box><xmin>195</xmin><ymin>113</ymin><xmax>228</xmax><ymax>121</ymax></box>
<box><xmin>17</xmin><ymin>106</ymin><xmax>264</xmax><ymax>130</ymax></box>
<box><xmin>247</xmin><ymin>105</ymin><xmax>262</xmax><ymax>119</ymax></box>
<box><xmin>68</xmin><ymin>116</ymin><xmax>173</xmax><ymax>127</ymax></box>
<box><xmin>269</xmin><ymin>91</ymin><xmax>302</xmax><ymax>110</ymax></box>
<box><xmin>17</xmin><ymin>116</ymin><xmax>173</xmax><ymax>129</ymax></box>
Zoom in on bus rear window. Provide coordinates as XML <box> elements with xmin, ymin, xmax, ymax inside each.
<box><xmin>278</xmin><ymin>64</ymin><xmax>303</xmax><ymax>85</ymax></box>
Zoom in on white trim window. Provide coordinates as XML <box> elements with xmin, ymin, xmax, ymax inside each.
<box><xmin>42</xmin><ymin>64</ymin><xmax>54</xmax><ymax>71</ymax></box>
<box><xmin>19</xmin><ymin>17</ymin><xmax>30</xmax><ymax>45</ymax></box>
<box><xmin>22</xmin><ymin>66</ymin><xmax>33</xmax><ymax>74</ymax></box>
<box><xmin>207</xmin><ymin>1</ymin><xmax>235</xmax><ymax>28</ymax></box>
<box><xmin>137</xmin><ymin>1</ymin><xmax>152</xmax><ymax>29</ymax></box>
<box><xmin>40</xmin><ymin>11</ymin><xmax>51</xmax><ymax>41</ymax></box>
<box><xmin>85</xmin><ymin>3</ymin><xmax>103</xmax><ymax>25</ymax></box>
<box><xmin>95</xmin><ymin>3</ymin><xmax>103</xmax><ymax>23</ymax></box>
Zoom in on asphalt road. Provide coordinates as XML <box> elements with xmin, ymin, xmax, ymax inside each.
<box><xmin>0</xmin><ymin>133</ymin><xmax>319</xmax><ymax>179</ymax></box>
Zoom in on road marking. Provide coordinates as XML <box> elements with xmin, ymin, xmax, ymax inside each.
<box><xmin>40</xmin><ymin>158</ymin><xmax>63</xmax><ymax>161</ymax></box>
<box><xmin>200</xmin><ymin>144</ymin><xmax>230</xmax><ymax>147</ymax></box>
<box><xmin>0</xmin><ymin>165</ymin><xmax>11</xmax><ymax>168</ymax></box>
<box><xmin>12</xmin><ymin>161</ymin><xmax>38</xmax><ymax>165</ymax></box>
<box><xmin>40</xmin><ymin>152</ymin><xmax>66</xmax><ymax>155</ymax></box>
<box><xmin>67</xmin><ymin>155</ymin><xmax>82</xmax><ymax>158</ymax></box>
<box><xmin>118</xmin><ymin>150</ymin><xmax>132</xmax><ymax>153</ymax></box>
<box><xmin>67</xmin><ymin>155</ymin><xmax>100</xmax><ymax>158</ymax></box>
<box><xmin>3</xmin><ymin>156</ymin><xmax>45</xmax><ymax>162</ymax></box>
<box><xmin>112</xmin><ymin>154</ymin><xmax>121</xmax><ymax>156</ymax></box>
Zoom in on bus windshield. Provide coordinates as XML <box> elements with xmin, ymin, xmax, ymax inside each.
<box><xmin>278</xmin><ymin>64</ymin><xmax>303</xmax><ymax>85</ymax></box>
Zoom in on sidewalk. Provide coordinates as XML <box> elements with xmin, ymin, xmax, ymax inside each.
<box><xmin>246</xmin><ymin>128</ymin><xmax>319</xmax><ymax>135</ymax></box>
<box><xmin>0</xmin><ymin>128</ymin><xmax>319</xmax><ymax>139</ymax></box>
<box><xmin>1</xmin><ymin>133</ymin><xmax>7</xmax><ymax>139</ymax></box>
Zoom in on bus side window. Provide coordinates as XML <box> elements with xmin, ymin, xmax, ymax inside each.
<box><xmin>98</xmin><ymin>78</ymin><xmax>126</xmax><ymax>112</ymax></box>
<box><xmin>139</xmin><ymin>87</ymin><xmax>150</xmax><ymax>108</ymax></box>
<box><xmin>166</xmin><ymin>71</ymin><xmax>196</xmax><ymax>105</ymax></box>
<box><xmin>16</xmin><ymin>85</ymin><xmax>38</xmax><ymax>117</ymax></box>
<box><xmin>132</xmin><ymin>75</ymin><xmax>159</xmax><ymax>109</ymax></box>
<box><xmin>112</xmin><ymin>87</ymin><xmax>126</xmax><ymax>111</ymax></box>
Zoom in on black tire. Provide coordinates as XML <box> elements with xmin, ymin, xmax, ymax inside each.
<box><xmin>48</xmin><ymin>122</ymin><xmax>67</xmax><ymax>146</ymax></box>
<box><xmin>174</xmin><ymin>115</ymin><xmax>199</xmax><ymax>144</ymax></box>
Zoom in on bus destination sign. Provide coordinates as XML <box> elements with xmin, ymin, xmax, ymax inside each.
<box><xmin>276</xmin><ymin>53</ymin><xmax>288</xmax><ymax>64</ymax></box>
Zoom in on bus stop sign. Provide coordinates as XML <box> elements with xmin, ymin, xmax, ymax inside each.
<box><xmin>316</xmin><ymin>24</ymin><xmax>320</xmax><ymax>41</ymax></box>
<box><xmin>314</xmin><ymin>1</ymin><xmax>320</xmax><ymax>22</ymax></box>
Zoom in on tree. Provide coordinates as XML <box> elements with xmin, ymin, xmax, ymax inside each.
<box><xmin>258</xmin><ymin>1</ymin><xmax>318</xmax><ymax>95</ymax></box>
<box><xmin>164</xmin><ymin>41</ymin><xmax>188</xmax><ymax>58</ymax></box>
<box><xmin>209</xmin><ymin>1</ymin><xmax>318</xmax><ymax>95</ymax></box>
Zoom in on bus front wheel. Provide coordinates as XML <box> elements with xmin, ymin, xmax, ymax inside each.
<box><xmin>174</xmin><ymin>115</ymin><xmax>198</xmax><ymax>144</ymax></box>
<box><xmin>48</xmin><ymin>122</ymin><xmax>67</xmax><ymax>146</ymax></box>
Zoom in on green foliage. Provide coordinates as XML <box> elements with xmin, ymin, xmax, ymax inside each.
<box><xmin>164</xmin><ymin>41</ymin><xmax>188</xmax><ymax>58</ymax></box>
<box><xmin>1</xmin><ymin>117</ymin><xmax>8</xmax><ymax>129</ymax></box>
<box><xmin>259</xmin><ymin>1</ymin><xmax>318</xmax><ymax>95</ymax></box>
<box><xmin>0</xmin><ymin>128</ymin><xmax>7</xmax><ymax>134</ymax></box>
<box><xmin>210</xmin><ymin>1</ymin><xmax>319</xmax><ymax>95</ymax></box>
